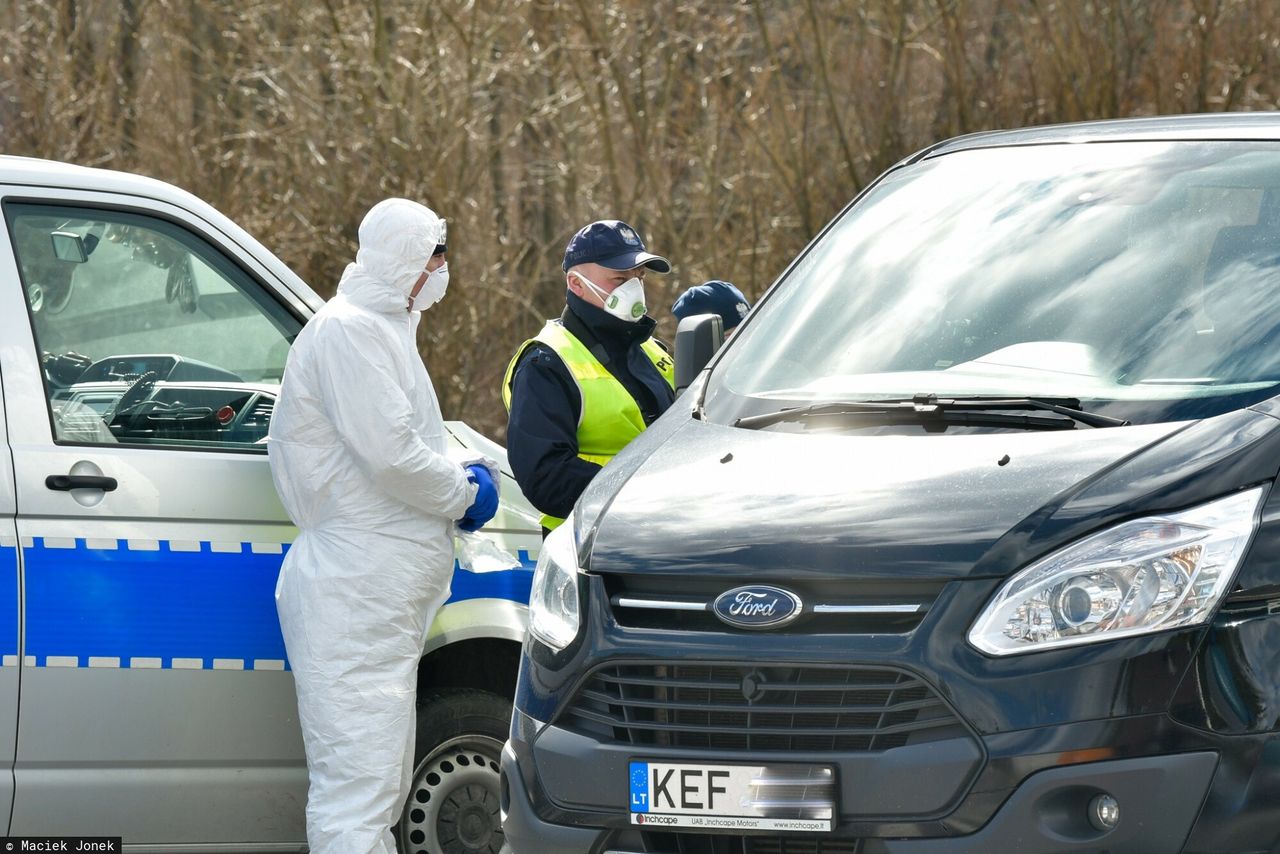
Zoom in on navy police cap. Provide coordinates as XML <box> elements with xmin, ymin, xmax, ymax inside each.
<box><xmin>672</xmin><ymin>280</ymin><xmax>751</xmax><ymax>330</ymax></box>
<box><xmin>562</xmin><ymin>220</ymin><xmax>671</xmax><ymax>273</ymax></box>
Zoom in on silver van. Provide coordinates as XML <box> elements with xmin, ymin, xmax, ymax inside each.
<box><xmin>0</xmin><ymin>156</ymin><xmax>538</xmax><ymax>852</ymax></box>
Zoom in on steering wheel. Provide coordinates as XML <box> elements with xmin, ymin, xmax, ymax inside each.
<box><xmin>110</xmin><ymin>371</ymin><xmax>161</xmax><ymax>425</ymax></box>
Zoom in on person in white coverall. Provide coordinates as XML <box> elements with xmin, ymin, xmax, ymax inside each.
<box><xmin>267</xmin><ymin>198</ymin><xmax>499</xmax><ymax>854</ymax></box>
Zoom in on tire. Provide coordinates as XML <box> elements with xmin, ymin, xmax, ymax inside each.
<box><xmin>397</xmin><ymin>688</ymin><xmax>513</xmax><ymax>854</ymax></box>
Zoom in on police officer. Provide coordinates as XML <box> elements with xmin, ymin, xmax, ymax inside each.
<box><xmin>672</xmin><ymin>279</ymin><xmax>751</xmax><ymax>338</ymax></box>
<box><xmin>504</xmin><ymin>220</ymin><xmax>675</xmax><ymax>534</ymax></box>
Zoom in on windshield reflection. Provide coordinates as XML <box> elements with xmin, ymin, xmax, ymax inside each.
<box><xmin>713</xmin><ymin>142</ymin><xmax>1280</xmax><ymax>426</ymax></box>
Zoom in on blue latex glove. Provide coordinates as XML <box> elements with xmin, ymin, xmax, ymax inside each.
<box><xmin>458</xmin><ymin>464</ymin><xmax>498</xmax><ymax>532</ymax></box>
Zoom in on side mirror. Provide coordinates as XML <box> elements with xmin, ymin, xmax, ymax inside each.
<box><xmin>674</xmin><ymin>313</ymin><xmax>724</xmax><ymax>394</ymax></box>
<box><xmin>50</xmin><ymin>231</ymin><xmax>88</xmax><ymax>263</ymax></box>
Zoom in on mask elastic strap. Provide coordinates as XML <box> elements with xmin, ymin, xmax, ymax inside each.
<box><xmin>571</xmin><ymin>271</ymin><xmax>612</xmax><ymax>304</ymax></box>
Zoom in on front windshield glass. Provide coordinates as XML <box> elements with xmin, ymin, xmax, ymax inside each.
<box><xmin>708</xmin><ymin>140</ymin><xmax>1280</xmax><ymax>427</ymax></box>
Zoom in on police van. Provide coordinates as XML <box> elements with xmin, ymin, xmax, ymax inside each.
<box><xmin>0</xmin><ymin>156</ymin><xmax>540</xmax><ymax>852</ymax></box>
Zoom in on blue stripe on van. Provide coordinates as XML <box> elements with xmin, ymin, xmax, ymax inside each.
<box><xmin>446</xmin><ymin>550</ymin><xmax>537</xmax><ymax>606</ymax></box>
<box><xmin>24</xmin><ymin>539</ymin><xmax>289</xmax><ymax>669</ymax></box>
<box><xmin>0</xmin><ymin>543</ymin><xmax>16</xmax><ymax>659</ymax></box>
<box><xmin>20</xmin><ymin>538</ymin><xmax>533</xmax><ymax>669</ymax></box>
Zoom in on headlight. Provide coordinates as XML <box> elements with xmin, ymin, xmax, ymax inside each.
<box><xmin>528</xmin><ymin>522</ymin><xmax>582</xmax><ymax>651</ymax></box>
<box><xmin>968</xmin><ymin>487</ymin><xmax>1264</xmax><ymax>656</ymax></box>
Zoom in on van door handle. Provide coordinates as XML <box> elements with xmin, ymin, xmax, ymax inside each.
<box><xmin>46</xmin><ymin>474</ymin><xmax>118</xmax><ymax>492</ymax></box>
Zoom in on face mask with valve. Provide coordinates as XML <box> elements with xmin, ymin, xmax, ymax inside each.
<box><xmin>573</xmin><ymin>271</ymin><xmax>647</xmax><ymax>322</ymax></box>
<box><xmin>409</xmin><ymin>263</ymin><xmax>449</xmax><ymax>311</ymax></box>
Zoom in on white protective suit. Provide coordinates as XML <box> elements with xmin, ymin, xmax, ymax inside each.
<box><xmin>268</xmin><ymin>199</ymin><xmax>490</xmax><ymax>854</ymax></box>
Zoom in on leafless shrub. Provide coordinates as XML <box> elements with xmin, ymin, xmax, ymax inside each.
<box><xmin>2</xmin><ymin>0</ymin><xmax>1277</xmax><ymax>438</ymax></box>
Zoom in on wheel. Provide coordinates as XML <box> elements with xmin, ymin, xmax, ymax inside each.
<box><xmin>398</xmin><ymin>688</ymin><xmax>512</xmax><ymax>854</ymax></box>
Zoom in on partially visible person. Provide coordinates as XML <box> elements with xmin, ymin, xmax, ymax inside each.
<box><xmin>672</xmin><ymin>279</ymin><xmax>751</xmax><ymax>337</ymax></box>
<box><xmin>268</xmin><ymin>198</ymin><xmax>498</xmax><ymax>854</ymax></box>
<box><xmin>504</xmin><ymin>219</ymin><xmax>675</xmax><ymax>534</ymax></box>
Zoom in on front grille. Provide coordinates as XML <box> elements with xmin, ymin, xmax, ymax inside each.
<box><xmin>603</xmin><ymin>575</ymin><xmax>944</xmax><ymax>634</ymax></box>
<box><xmin>562</xmin><ymin>662</ymin><xmax>966</xmax><ymax>752</ymax></box>
<box><xmin>637</xmin><ymin>832</ymin><xmax>863</xmax><ymax>853</ymax></box>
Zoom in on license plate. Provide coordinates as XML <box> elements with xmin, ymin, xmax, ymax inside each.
<box><xmin>629</xmin><ymin>760</ymin><xmax>835</xmax><ymax>832</ymax></box>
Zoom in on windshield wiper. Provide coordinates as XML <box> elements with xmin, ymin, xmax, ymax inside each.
<box><xmin>734</xmin><ymin>393</ymin><xmax>1129</xmax><ymax>430</ymax></box>
<box><xmin>917</xmin><ymin>394</ymin><xmax>1128</xmax><ymax>427</ymax></box>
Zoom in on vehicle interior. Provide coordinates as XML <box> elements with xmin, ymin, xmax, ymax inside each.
<box><xmin>8</xmin><ymin>204</ymin><xmax>299</xmax><ymax>449</ymax></box>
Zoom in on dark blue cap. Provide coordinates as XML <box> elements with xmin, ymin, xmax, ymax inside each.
<box><xmin>672</xmin><ymin>280</ymin><xmax>751</xmax><ymax>329</ymax></box>
<box><xmin>562</xmin><ymin>220</ymin><xmax>671</xmax><ymax>273</ymax></box>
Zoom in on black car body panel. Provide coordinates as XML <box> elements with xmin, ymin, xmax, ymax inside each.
<box><xmin>585</xmin><ymin>418</ymin><xmax>1186</xmax><ymax>581</ymax></box>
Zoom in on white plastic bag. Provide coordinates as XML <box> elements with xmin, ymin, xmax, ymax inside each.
<box><xmin>454</xmin><ymin>529</ymin><xmax>522</xmax><ymax>573</ymax></box>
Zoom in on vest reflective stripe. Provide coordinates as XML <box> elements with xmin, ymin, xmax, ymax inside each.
<box><xmin>503</xmin><ymin>320</ymin><xmax>674</xmax><ymax>530</ymax></box>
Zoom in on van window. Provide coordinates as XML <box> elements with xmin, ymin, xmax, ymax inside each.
<box><xmin>6</xmin><ymin>203</ymin><xmax>301</xmax><ymax>450</ymax></box>
<box><xmin>709</xmin><ymin>141</ymin><xmax>1280</xmax><ymax>427</ymax></box>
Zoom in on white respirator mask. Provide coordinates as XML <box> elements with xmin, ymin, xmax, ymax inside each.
<box><xmin>409</xmin><ymin>263</ymin><xmax>449</xmax><ymax>311</ymax></box>
<box><xmin>574</xmin><ymin>272</ymin><xmax>647</xmax><ymax>322</ymax></box>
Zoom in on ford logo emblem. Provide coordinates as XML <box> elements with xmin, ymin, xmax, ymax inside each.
<box><xmin>712</xmin><ymin>585</ymin><xmax>803</xmax><ymax>630</ymax></box>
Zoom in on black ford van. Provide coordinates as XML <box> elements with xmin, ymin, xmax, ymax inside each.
<box><xmin>499</xmin><ymin>114</ymin><xmax>1280</xmax><ymax>854</ymax></box>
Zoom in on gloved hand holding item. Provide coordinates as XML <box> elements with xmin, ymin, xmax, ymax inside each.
<box><xmin>458</xmin><ymin>464</ymin><xmax>499</xmax><ymax>531</ymax></box>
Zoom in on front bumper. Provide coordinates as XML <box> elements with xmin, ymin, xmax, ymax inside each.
<box><xmin>503</xmin><ymin>571</ymin><xmax>1280</xmax><ymax>853</ymax></box>
<box><xmin>502</xmin><ymin>708</ymin><xmax>1280</xmax><ymax>854</ymax></box>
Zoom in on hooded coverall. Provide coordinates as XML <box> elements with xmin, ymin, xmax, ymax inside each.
<box><xmin>268</xmin><ymin>199</ymin><xmax>483</xmax><ymax>854</ymax></box>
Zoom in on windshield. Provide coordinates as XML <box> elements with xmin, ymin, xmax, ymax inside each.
<box><xmin>708</xmin><ymin>140</ymin><xmax>1280</xmax><ymax>428</ymax></box>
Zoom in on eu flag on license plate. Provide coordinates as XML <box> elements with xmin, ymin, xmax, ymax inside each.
<box><xmin>629</xmin><ymin>761</ymin><xmax>649</xmax><ymax>813</ymax></box>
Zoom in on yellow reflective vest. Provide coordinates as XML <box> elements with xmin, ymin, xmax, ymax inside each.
<box><xmin>503</xmin><ymin>319</ymin><xmax>675</xmax><ymax>530</ymax></box>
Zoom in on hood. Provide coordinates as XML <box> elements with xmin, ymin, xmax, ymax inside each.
<box><xmin>337</xmin><ymin>198</ymin><xmax>443</xmax><ymax>314</ymax></box>
<box><xmin>584</xmin><ymin>417</ymin><xmax>1197</xmax><ymax>581</ymax></box>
